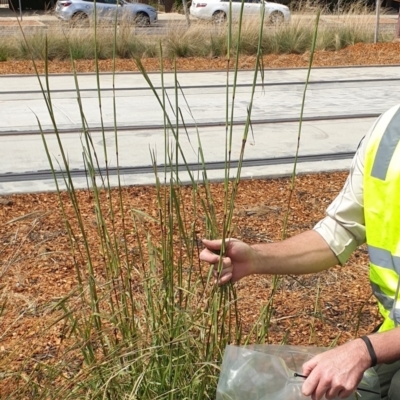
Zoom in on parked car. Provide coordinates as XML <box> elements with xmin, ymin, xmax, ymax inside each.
<box><xmin>190</xmin><ymin>0</ymin><xmax>290</xmax><ymax>24</ymax></box>
<box><xmin>55</xmin><ymin>0</ymin><xmax>158</xmax><ymax>26</ymax></box>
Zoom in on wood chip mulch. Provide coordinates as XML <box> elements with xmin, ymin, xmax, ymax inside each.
<box><xmin>0</xmin><ymin>173</ymin><xmax>381</xmax><ymax>396</ymax></box>
<box><xmin>0</xmin><ymin>42</ymin><xmax>399</xmax><ymax>75</ymax></box>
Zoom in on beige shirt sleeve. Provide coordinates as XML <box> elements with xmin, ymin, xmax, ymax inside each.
<box><xmin>313</xmin><ymin>128</ymin><xmax>371</xmax><ymax>265</ymax></box>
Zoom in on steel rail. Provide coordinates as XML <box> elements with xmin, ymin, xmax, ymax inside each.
<box><xmin>0</xmin><ymin>113</ymin><xmax>379</xmax><ymax>137</ymax></box>
<box><xmin>1</xmin><ymin>76</ymin><xmax>400</xmax><ymax>95</ymax></box>
<box><xmin>0</xmin><ymin>151</ymin><xmax>355</xmax><ymax>183</ymax></box>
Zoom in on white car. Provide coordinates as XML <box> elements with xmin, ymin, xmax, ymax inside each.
<box><xmin>190</xmin><ymin>0</ymin><xmax>291</xmax><ymax>24</ymax></box>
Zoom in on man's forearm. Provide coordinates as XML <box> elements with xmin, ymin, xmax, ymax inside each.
<box><xmin>250</xmin><ymin>230</ymin><xmax>339</xmax><ymax>275</ymax></box>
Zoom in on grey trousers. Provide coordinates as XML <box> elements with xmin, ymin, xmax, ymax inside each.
<box><xmin>374</xmin><ymin>360</ymin><xmax>400</xmax><ymax>400</ymax></box>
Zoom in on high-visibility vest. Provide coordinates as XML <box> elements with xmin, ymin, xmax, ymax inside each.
<box><xmin>364</xmin><ymin>104</ymin><xmax>400</xmax><ymax>332</ymax></box>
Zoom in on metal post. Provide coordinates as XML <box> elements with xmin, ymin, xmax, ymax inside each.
<box><xmin>374</xmin><ymin>0</ymin><xmax>380</xmax><ymax>43</ymax></box>
<box><xmin>18</xmin><ymin>0</ymin><xmax>22</xmax><ymax>21</ymax></box>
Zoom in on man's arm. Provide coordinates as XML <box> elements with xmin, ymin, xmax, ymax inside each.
<box><xmin>200</xmin><ymin>230</ymin><xmax>338</xmax><ymax>284</ymax></box>
<box><xmin>251</xmin><ymin>230</ymin><xmax>339</xmax><ymax>275</ymax></box>
<box><xmin>201</xmin><ymin>131</ymin><xmax>369</xmax><ymax>284</ymax></box>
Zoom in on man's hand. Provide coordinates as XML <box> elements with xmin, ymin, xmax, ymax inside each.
<box><xmin>301</xmin><ymin>339</ymin><xmax>372</xmax><ymax>400</ymax></box>
<box><xmin>199</xmin><ymin>238</ymin><xmax>256</xmax><ymax>284</ymax></box>
<box><xmin>200</xmin><ymin>231</ymin><xmax>338</xmax><ymax>281</ymax></box>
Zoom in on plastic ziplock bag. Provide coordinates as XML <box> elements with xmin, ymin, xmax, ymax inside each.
<box><xmin>216</xmin><ymin>345</ymin><xmax>380</xmax><ymax>400</ymax></box>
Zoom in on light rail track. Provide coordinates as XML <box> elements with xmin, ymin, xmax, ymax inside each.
<box><xmin>1</xmin><ymin>76</ymin><xmax>400</xmax><ymax>96</ymax></box>
<box><xmin>0</xmin><ymin>113</ymin><xmax>379</xmax><ymax>137</ymax></box>
<box><xmin>0</xmin><ymin>152</ymin><xmax>355</xmax><ymax>183</ymax></box>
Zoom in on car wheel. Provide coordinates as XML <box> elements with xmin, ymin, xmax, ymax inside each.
<box><xmin>135</xmin><ymin>12</ymin><xmax>150</xmax><ymax>26</ymax></box>
<box><xmin>70</xmin><ymin>12</ymin><xmax>89</xmax><ymax>27</ymax></box>
<box><xmin>269</xmin><ymin>10</ymin><xmax>284</xmax><ymax>25</ymax></box>
<box><xmin>212</xmin><ymin>10</ymin><xmax>226</xmax><ymax>24</ymax></box>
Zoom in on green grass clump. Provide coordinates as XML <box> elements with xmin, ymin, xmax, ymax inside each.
<box><xmin>0</xmin><ymin>44</ymin><xmax>11</xmax><ymax>62</ymax></box>
<box><xmin>265</xmin><ymin>23</ymin><xmax>314</xmax><ymax>54</ymax></box>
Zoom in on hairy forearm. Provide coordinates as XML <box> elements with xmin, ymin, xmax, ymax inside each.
<box><xmin>250</xmin><ymin>230</ymin><xmax>339</xmax><ymax>275</ymax></box>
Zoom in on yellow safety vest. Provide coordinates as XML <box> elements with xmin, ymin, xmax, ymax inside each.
<box><xmin>364</xmin><ymin>105</ymin><xmax>400</xmax><ymax>332</ymax></box>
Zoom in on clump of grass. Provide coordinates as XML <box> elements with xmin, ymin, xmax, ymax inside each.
<box><xmin>316</xmin><ymin>26</ymin><xmax>372</xmax><ymax>51</ymax></box>
<box><xmin>163</xmin><ymin>22</ymin><xmax>203</xmax><ymax>57</ymax></box>
<box><xmin>236</xmin><ymin>18</ymin><xmax>263</xmax><ymax>55</ymax></box>
<box><xmin>9</xmin><ymin>25</ymin><xmax>159</xmax><ymax>60</ymax></box>
<box><xmin>206</xmin><ymin>29</ymin><xmax>229</xmax><ymax>57</ymax></box>
<box><xmin>313</xmin><ymin>2</ymin><xmax>385</xmax><ymax>49</ymax></box>
<box><xmin>14</xmin><ymin>30</ymin><xmax>105</xmax><ymax>60</ymax></box>
<box><xmin>0</xmin><ymin>44</ymin><xmax>11</xmax><ymax>62</ymax></box>
<box><xmin>265</xmin><ymin>21</ymin><xmax>314</xmax><ymax>54</ymax></box>
<box><xmin>114</xmin><ymin>26</ymin><xmax>144</xmax><ymax>58</ymax></box>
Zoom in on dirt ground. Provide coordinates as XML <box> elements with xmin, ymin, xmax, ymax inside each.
<box><xmin>0</xmin><ymin>42</ymin><xmax>398</xmax><ymax>395</ymax></box>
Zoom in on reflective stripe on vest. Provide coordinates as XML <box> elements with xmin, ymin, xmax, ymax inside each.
<box><xmin>371</xmin><ymin>109</ymin><xmax>400</xmax><ymax>180</ymax></box>
<box><xmin>364</xmin><ymin>105</ymin><xmax>400</xmax><ymax>332</ymax></box>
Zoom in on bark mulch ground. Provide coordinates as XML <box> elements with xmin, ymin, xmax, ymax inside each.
<box><xmin>0</xmin><ymin>42</ymin><xmax>397</xmax><ymax>395</ymax></box>
<box><xmin>0</xmin><ymin>42</ymin><xmax>399</xmax><ymax>74</ymax></box>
